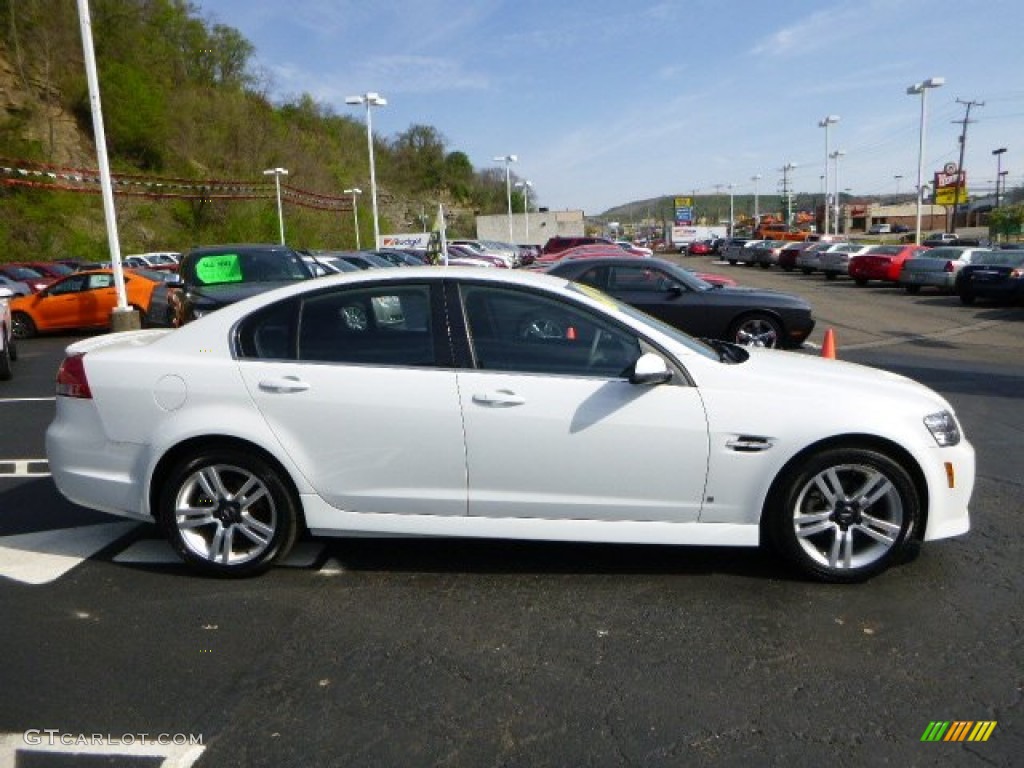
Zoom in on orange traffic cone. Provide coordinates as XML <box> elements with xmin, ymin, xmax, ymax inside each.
<box><xmin>821</xmin><ymin>328</ymin><xmax>837</xmax><ymax>359</ymax></box>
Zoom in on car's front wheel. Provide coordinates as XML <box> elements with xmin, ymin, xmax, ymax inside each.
<box><xmin>730</xmin><ymin>313</ymin><xmax>782</xmax><ymax>348</ymax></box>
<box><xmin>159</xmin><ymin>448</ymin><xmax>300</xmax><ymax>577</ymax></box>
<box><xmin>11</xmin><ymin>312</ymin><xmax>35</xmax><ymax>339</ymax></box>
<box><xmin>904</xmin><ymin>285</ymin><xmax>921</xmax><ymax>295</ymax></box>
<box><xmin>766</xmin><ymin>447</ymin><xmax>919</xmax><ymax>582</ymax></box>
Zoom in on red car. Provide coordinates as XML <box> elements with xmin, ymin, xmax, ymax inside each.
<box><xmin>848</xmin><ymin>245</ymin><xmax>930</xmax><ymax>285</ymax></box>
<box><xmin>686</xmin><ymin>240</ymin><xmax>712</xmax><ymax>256</ymax></box>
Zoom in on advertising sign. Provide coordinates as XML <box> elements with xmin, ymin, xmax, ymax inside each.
<box><xmin>933</xmin><ymin>168</ymin><xmax>968</xmax><ymax>206</ymax></box>
<box><xmin>674</xmin><ymin>196</ymin><xmax>693</xmax><ymax>225</ymax></box>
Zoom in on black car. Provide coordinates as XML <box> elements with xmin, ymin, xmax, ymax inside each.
<box><xmin>545</xmin><ymin>256</ymin><xmax>815</xmax><ymax>349</ymax></box>
<box><xmin>368</xmin><ymin>249</ymin><xmax>427</xmax><ymax>267</ymax></box>
<box><xmin>956</xmin><ymin>250</ymin><xmax>1024</xmax><ymax>305</ymax></box>
<box><xmin>168</xmin><ymin>244</ymin><xmax>314</xmax><ymax>326</ymax></box>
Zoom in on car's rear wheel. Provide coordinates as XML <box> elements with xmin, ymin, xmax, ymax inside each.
<box><xmin>824</xmin><ymin>271</ymin><xmax>837</xmax><ymax>280</ymax></box>
<box><xmin>854</xmin><ymin>278</ymin><xmax>868</xmax><ymax>286</ymax></box>
<box><xmin>159</xmin><ymin>448</ymin><xmax>299</xmax><ymax>577</ymax></box>
<box><xmin>766</xmin><ymin>447</ymin><xmax>919</xmax><ymax>582</ymax></box>
<box><xmin>730</xmin><ymin>313</ymin><xmax>782</xmax><ymax>348</ymax></box>
<box><xmin>959</xmin><ymin>290</ymin><xmax>975</xmax><ymax>305</ymax></box>
<box><xmin>801</xmin><ymin>267</ymin><xmax>813</xmax><ymax>275</ymax></box>
<box><xmin>904</xmin><ymin>285</ymin><xmax>921</xmax><ymax>295</ymax></box>
<box><xmin>727</xmin><ymin>259</ymin><xmax>737</xmax><ymax>265</ymax></box>
<box><xmin>11</xmin><ymin>312</ymin><xmax>35</xmax><ymax>339</ymax></box>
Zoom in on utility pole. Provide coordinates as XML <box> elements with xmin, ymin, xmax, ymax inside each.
<box><xmin>950</xmin><ymin>98</ymin><xmax>983</xmax><ymax>233</ymax></box>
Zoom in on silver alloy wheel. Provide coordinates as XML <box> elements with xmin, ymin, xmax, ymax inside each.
<box><xmin>791</xmin><ymin>463</ymin><xmax>904</xmax><ymax>571</ymax></box>
<box><xmin>733</xmin><ymin>316</ymin><xmax>780</xmax><ymax>347</ymax></box>
<box><xmin>173</xmin><ymin>463</ymin><xmax>278</xmax><ymax>566</ymax></box>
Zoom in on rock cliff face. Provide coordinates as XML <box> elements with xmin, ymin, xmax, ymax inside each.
<box><xmin>0</xmin><ymin>49</ymin><xmax>93</xmax><ymax>167</ymax></box>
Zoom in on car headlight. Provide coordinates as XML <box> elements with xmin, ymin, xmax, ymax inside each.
<box><xmin>923</xmin><ymin>410</ymin><xmax>960</xmax><ymax>447</ymax></box>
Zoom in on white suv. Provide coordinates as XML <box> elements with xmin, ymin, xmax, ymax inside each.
<box><xmin>0</xmin><ymin>287</ymin><xmax>15</xmax><ymax>380</ymax></box>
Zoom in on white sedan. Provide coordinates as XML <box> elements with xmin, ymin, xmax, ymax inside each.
<box><xmin>46</xmin><ymin>268</ymin><xmax>974</xmax><ymax>582</ymax></box>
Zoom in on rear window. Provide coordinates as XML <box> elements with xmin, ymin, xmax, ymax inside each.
<box><xmin>185</xmin><ymin>249</ymin><xmax>310</xmax><ymax>286</ymax></box>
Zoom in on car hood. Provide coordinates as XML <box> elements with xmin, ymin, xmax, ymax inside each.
<box><xmin>699</xmin><ymin>346</ymin><xmax>951</xmax><ymax>413</ymax></box>
<box><xmin>186</xmin><ymin>281</ymin><xmax>301</xmax><ymax>306</ymax></box>
<box><xmin>706</xmin><ymin>286</ymin><xmax>810</xmax><ymax>308</ymax></box>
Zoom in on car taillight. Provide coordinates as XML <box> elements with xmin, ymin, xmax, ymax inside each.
<box><xmin>943</xmin><ymin>261</ymin><xmax>955</xmax><ymax>272</ymax></box>
<box><xmin>56</xmin><ymin>353</ymin><xmax>92</xmax><ymax>398</ymax></box>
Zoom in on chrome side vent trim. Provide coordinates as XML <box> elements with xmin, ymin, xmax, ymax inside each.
<box><xmin>726</xmin><ymin>435</ymin><xmax>775</xmax><ymax>453</ymax></box>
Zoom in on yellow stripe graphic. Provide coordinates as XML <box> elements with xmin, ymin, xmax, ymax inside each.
<box><xmin>968</xmin><ymin>721</ymin><xmax>997</xmax><ymax>742</ymax></box>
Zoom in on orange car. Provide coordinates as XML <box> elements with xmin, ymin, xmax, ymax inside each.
<box><xmin>10</xmin><ymin>269</ymin><xmax>161</xmax><ymax>338</ymax></box>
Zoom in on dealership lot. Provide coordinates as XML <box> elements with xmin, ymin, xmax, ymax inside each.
<box><xmin>0</xmin><ymin>268</ymin><xmax>1021</xmax><ymax>766</ymax></box>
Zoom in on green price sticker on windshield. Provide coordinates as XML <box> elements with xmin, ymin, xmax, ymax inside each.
<box><xmin>195</xmin><ymin>254</ymin><xmax>243</xmax><ymax>284</ymax></box>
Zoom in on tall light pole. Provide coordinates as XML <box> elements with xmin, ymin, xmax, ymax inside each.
<box><xmin>781</xmin><ymin>162</ymin><xmax>797</xmax><ymax>226</ymax></box>
<box><xmin>344</xmin><ymin>187</ymin><xmax>362</xmax><ymax>249</ymax></box>
<box><xmin>830</xmin><ymin>150</ymin><xmax>846</xmax><ymax>235</ymax></box>
<box><xmin>992</xmin><ymin>148</ymin><xmax>1007</xmax><ymax>208</ymax></box>
<box><xmin>515</xmin><ymin>180</ymin><xmax>533</xmax><ymax>241</ymax></box>
<box><xmin>894</xmin><ymin>174</ymin><xmax>903</xmax><ymax>196</ymax></box>
<box><xmin>494</xmin><ymin>154</ymin><xmax>517</xmax><ymax>242</ymax></box>
<box><xmin>727</xmin><ymin>183</ymin><xmax>735</xmax><ymax>237</ymax></box>
<box><xmin>263</xmin><ymin>167</ymin><xmax>288</xmax><ymax>244</ymax></box>
<box><xmin>751</xmin><ymin>174</ymin><xmax>762</xmax><ymax>226</ymax></box>
<box><xmin>819</xmin><ymin>115</ymin><xmax>840</xmax><ymax>235</ymax></box>
<box><xmin>345</xmin><ymin>91</ymin><xmax>387</xmax><ymax>248</ymax></box>
<box><xmin>907</xmin><ymin>77</ymin><xmax>945</xmax><ymax>244</ymax></box>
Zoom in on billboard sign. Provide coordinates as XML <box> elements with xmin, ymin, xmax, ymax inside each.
<box><xmin>674</xmin><ymin>196</ymin><xmax>693</xmax><ymax>225</ymax></box>
<box><xmin>933</xmin><ymin>166</ymin><xmax>968</xmax><ymax>206</ymax></box>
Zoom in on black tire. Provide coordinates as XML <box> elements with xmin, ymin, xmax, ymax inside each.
<box><xmin>959</xmin><ymin>290</ymin><xmax>975</xmax><ymax>305</ymax></box>
<box><xmin>801</xmin><ymin>267</ymin><xmax>813</xmax><ymax>275</ymax></box>
<box><xmin>765</xmin><ymin>447</ymin><xmax>919</xmax><ymax>583</ymax></box>
<box><xmin>158</xmin><ymin>448</ymin><xmax>299</xmax><ymax>577</ymax></box>
<box><xmin>904</xmin><ymin>285</ymin><xmax>921</xmax><ymax>295</ymax></box>
<box><xmin>727</xmin><ymin>259</ymin><xmax>737</xmax><ymax>265</ymax></box>
<box><xmin>782</xmin><ymin>266</ymin><xmax>794</xmax><ymax>273</ymax></box>
<box><xmin>11</xmin><ymin>312</ymin><xmax>35</xmax><ymax>339</ymax></box>
<box><xmin>854</xmin><ymin>278</ymin><xmax>868</xmax><ymax>287</ymax></box>
<box><xmin>7</xmin><ymin>336</ymin><xmax>15</xmax><ymax>361</ymax></box>
<box><xmin>824</xmin><ymin>271</ymin><xmax>837</xmax><ymax>280</ymax></box>
<box><xmin>759</xmin><ymin>262</ymin><xmax>770</xmax><ymax>269</ymax></box>
<box><xmin>729</xmin><ymin>312</ymin><xmax>783</xmax><ymax>348</ymax></box>
<box><xmin>0</xmin><ymin>342</ymin><xmax>11</xmax><ymax>381</ymax></box>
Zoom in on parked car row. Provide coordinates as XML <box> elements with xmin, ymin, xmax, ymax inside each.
<box><xmin>709</xmin><ymin>236</ymin><xmax>1024</xmax><ymax>306</ymax></box>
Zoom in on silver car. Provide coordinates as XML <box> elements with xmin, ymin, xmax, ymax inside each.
<box><xmin>899</xmin><ymin>247</ymin><xmax>994</xmax><ymax>294</ymax></box>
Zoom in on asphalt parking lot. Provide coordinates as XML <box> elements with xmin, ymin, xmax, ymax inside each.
<box><xmin>0</xmin><ymin>265</ymin><xmax>1021</xmax><ymax>767</ymax></box>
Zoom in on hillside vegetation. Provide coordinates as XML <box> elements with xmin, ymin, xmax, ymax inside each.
<box><xmin>0</xmin><ymin>0</ymin><xmax>524</xmax><ymax>260</ymax></box>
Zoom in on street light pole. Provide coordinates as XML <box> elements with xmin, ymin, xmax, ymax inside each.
<box><xmin>344</xmin><ymin>187</ymin><xmax>362</xmax><ymax>249</ymax></box>
<box><xmin>781</xmin><ymin>163</ymin><xmax>797</xmax><ymax>226</ymax></box>
<box><xmin>819</xmin><ymin>115</ymin><xmax>840</xmax><ymax>235</ymax></box>
<box><xmin>494</xmin><ymin>154</ymin><xmax>518</xmax><ymax>242</ymax></box>
<box><xmin>263</xmin><ymin>167</ymin><xmax>288</xmax><ymax>244</ymax></box>
<box><xmin>907</xmin><ymin>77</ymin><xmax>945</xmax><ymax>245</ymax></box>
<box><xmin>515</xmin><ymin>180</ymin><xmax>533</xmax><ymax>241</ymax></box>
<box><xmin>992</xmin><ymin>148</ymin><xmax>1007</xmax><ymax>208</ymax></box>
<box><xmin>830</xmin><ymin>150</ymin><xmax>846</xmax><ymax>235</ymax></box>
<box><xmin>727</xmin><ymin>183</ymin><xmax>735</xmax><ymax>237</ymax></box>
<box><xmin>751</xmin><ymin>174</ymin><xmax>761</xmax><ymax>225</ymax></box>
<box><xmin>345</xmin><ymin>91</ymin><xmax>387</xmax><ymax>249</ymax></box>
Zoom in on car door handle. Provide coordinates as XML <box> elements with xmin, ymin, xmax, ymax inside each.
<box><xmin>258</xmin><ymin>376</ymin><xmax>310</xmax><ymax>394</ymax></box>
<box><xmin>472</xmin><ymin>390</ymin><xmax>525</xmax><ymax>407</ymax></box>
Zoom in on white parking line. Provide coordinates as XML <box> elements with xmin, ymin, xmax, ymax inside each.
<box><xmin>0</xmin><ymin>522</ymin><xmax>139</xmax><ymax>585</ymax></box>
<box><xmin>0</xmin><ymin>732</ymin><xmax>204</xmax><ymax>767</ymax></box>
<box><xmin>0</xmin><ymin>459</ymin><xmax>50</xmax><ymax>477</ymax></box>
<box><xmin>0</xmin><ymin>397</ymin><xmax>56</xmax><ymax>402</ymax></box>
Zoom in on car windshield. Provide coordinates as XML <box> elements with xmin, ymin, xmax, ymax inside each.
<box><xmin>563</xmin><ymin>281</ymin><xmax>721</xmax><ymax>362</ymax></box>
<box><xmin>865</xmin><ymin>246</ymin><xmax>904</xmax><ymax>255</ymax></box>
<box><xmin>4</xmin><ymin>266</ymin><xmax>44</xmax><ymax>279</ymax></box>
<box><xmin>976</xmin><ymin>251</ymin><xmax>1024</xmax><ymax>267</ymax></box>
<box><xmin>186</xmin><ymin>249</ymin><xmax>310</xmax><ymax>285</ymax></box>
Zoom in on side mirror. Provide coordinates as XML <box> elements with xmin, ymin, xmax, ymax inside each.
<box><xmin>629</xmin><ymin>352</ymin><xmax>673</xmax><ymax>386</ymax></box>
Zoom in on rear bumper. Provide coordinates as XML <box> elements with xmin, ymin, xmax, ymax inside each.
<box><xmin>45</xmin><ymin>398</ymin><xmax>152</xmax><ymax>521</ymax></box>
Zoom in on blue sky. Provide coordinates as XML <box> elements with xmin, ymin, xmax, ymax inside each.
<box><xmin>197</xmin><ymin>0</ymin><xmax>1024</xmax><ymax>215</ymax></box>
